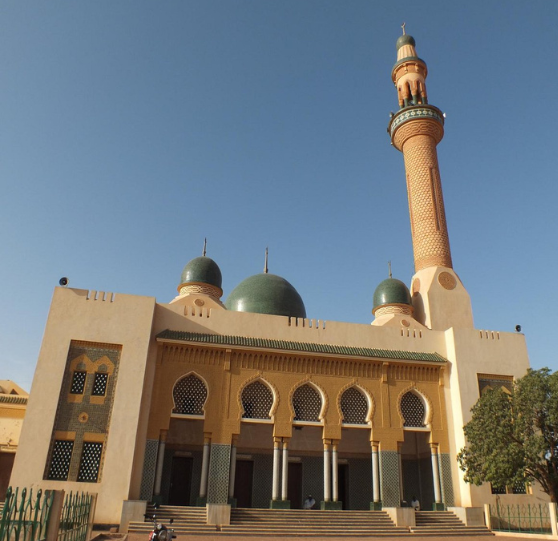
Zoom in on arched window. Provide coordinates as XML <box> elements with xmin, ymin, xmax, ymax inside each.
<box><xmin>241</xmin><ymin>381</ymin><xmax>273</xmax><ymax>420</ymax></box>
<box><xmin>401</xmin><ymin>391</ymin><xmax>426</xmax><ymax>427</ymax></box>
<box><xmin>292</xmin><ymin>384</ymin><xmax>322</xmax><ymax>422</ymax></box>
<box><xmin>173</xmin><ymin>374</ymin><xmax>207</xmax><ymax>415</ymax></box>
<box><xmin>341</xmin><ymin>387</ymin><xmax>368</xmax><ymax>425</ymax></box>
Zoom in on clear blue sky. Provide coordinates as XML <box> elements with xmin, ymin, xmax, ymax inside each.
<box><xmin>1</xmin><ymin>1</ymin><xmax>556</xmax><ymax>392</ymax></box>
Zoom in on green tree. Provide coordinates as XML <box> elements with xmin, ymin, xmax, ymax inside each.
<box><xmin>457</xmin><ymin>368</ymin><xmax>558</xmax><ymax>502</ymax></box>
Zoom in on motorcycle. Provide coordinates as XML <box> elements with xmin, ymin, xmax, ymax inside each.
<box><xmin>148</xmin><ymin>516</ymin><xmax>176</xmax><ymax>541</ymax></box>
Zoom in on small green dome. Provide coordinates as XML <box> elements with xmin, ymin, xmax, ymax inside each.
<box><xmin>225</xmin><ymin>273</ymin><xmax>306</xmax><ymax>318</ymax></box>
<box><xmin>180</xmin><ymin>256</ymin><xmax>222</xmax><ymax>288</ymax></box>
<box><xmin>373</xmin><ymin>278</ymin><xmax>412</xmax><ymax>309</ymax></box>
<box><xmin>396</xmin><ymin>34</ymin><xmax>416</xmax><ymax>50</ymax></box>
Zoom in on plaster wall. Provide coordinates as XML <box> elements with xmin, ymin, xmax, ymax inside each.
<box><xmin>10</xmin><ymin>287</ymin><xmax>156</xmax><ymax>523</ymax></box>
<box><xmin>442</xmin><ymin>327</ymin><xmax>531</xmax><ymax>507</ymax></box>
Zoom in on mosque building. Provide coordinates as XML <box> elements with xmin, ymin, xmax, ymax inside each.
<box><xmin>10</xmin><ymin>31</ymin><xmax>537</xmax><ymax>525</ymax></box>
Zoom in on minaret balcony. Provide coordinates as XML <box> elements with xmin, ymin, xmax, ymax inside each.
<box><xmin>388</xmin><ymin>104</ymin><xmax>444</xmax><ymax>139</ymax></box>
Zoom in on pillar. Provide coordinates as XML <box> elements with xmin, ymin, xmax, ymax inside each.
<box><xmin>323</xmin><ymin>441</ymin><xmax>331</xmax><ymax>502</ymax></box>
<box><xmin>371</xmin><ymin>442</ymin><xmax>381</xmax><ymax>509</ymax></box>
<box><xmin>199</xmin><ymin>437</ymin><xmax>211</xmax><ymax>499</ymax></box>
<box><xmin>153</xmin><ymin>430</ymin><xmax>167</xmax><ymax>499</ymax></box>
<box><xmin>228</xmin><ymin>443</ymin><xmax>237</xmax><ymax>500</ymax></box>
<box><xmin>431</xmin><ymin>444</ymin><xmax>443</xmax><ymax>509</ymax></box>
<box><xmin>272</xmin><ymin>438</ymin><xmax>281</xmax><ymax>501</ymax></box>
<box><xmin>332</xmin><ymin>442</ymin><xmax>338</xmax><ymax>502</ymax></box>
<box><xmin>281</xmin><ymin>440</ymin><xmax>289</xmax><ymax>501</ymax></box>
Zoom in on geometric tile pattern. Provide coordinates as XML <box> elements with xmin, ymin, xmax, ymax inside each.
<box><xmin>401</xmin><ymin>392</ymin><xmax>426</xmax><ymax>427</ymax></box>
<box><xmin>47</xmin><ymin>440</ymin><xmax>74</xmax><ymax>480</ymax></box>
<box><xmin>251</xmin><ymin>454</ymin><xmax>273</xmax><ymax>508</ymax></box>
<box><xmin>292</xmin><ymin>385</ymin><xmax>321</xmax><ymax>422</ymax></box>
<box><xmin>207</xmin><ymin>444</ymin><xmax>231</xmax><ymax>504</ymax></box>
<box><xmin>379</xmin><ymin>451</ymin><xmax>400</xmax><ymax>507</ymax></box>
<box><xmin>77</xmin><ymin>442</ymin><xmax>103</xmax><ymax>482</ymax></box>
<box><xmin>440</xmin><ymin>453</ymin><xmax>455</xmax><ymax>506</ymax></box>
<box><xmin>140</xmin><ymin>439</ymin><xmax>159</xmax><ymax>500</ymax></box>
<box><xmin>341</xmin><ymin>387</ymin><xmax>368</xmax><ymax>425</ymax></box>
<box><xmin>172</xmin><ymin>375</ymin><xmax>207</xmax><ymax>415</ymax></box>
<box><xmin>242</xmin><ymin>382</ymin><xmax>273</xmax><ymax>420</ymax></box>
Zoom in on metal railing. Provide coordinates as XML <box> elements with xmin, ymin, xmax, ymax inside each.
<box><xmin>489</xmin><ymin>502</ymin><xmax>552</xmax><ymax>534</ymax></box>
<box><xmin>0</xmin><ymin>487</ymin><xmax>54</xmax><ymax>541</ymax></box>
<box><xmin>57</xmin><ymin>493</ymin><xmax>94</xmax><ymax>541</ymax></box>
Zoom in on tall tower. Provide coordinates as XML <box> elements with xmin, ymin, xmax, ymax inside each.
<box><xmin>388</xmin><ymin>28</ymin><xmax>473</xmax><ymax>330</ymax></box>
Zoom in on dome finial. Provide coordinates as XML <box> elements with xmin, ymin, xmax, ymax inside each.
<box><xmin>202</xmin><ymin>238</ymin><xmax>207</xmax><ymax>257</ymax></box>
<box><xmin>388</xmin><ymin>260</ymin><xmax>392</xmax><ymax>279</ymax></box>
<box><xmin>264</xmin><ymin>247</ymin><xmax>269</xmax><ymax>274</ymax></box>
<box><xmin>401</xmin><ymin>22</ymin><xmax>406</xmax><ymax>35</ymax></box>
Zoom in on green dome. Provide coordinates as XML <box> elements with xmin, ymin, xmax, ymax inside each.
<box><xmin>396</xmin><ymin>34</ymin><xmax>416</xmax><ymax>50</ymax></box>
<box><xmin>180</xmin><ymin>256</ymin><xmax>222</xmax><ymax>288</ymax></box>
<box><xmin>373</xmin><ymin>278</ymin><xmax>412</xmax><ymax>309</ymax></box>
<box><xmin>225</xmin><ymin>273</ymin><xmax>306</xmax><ymax>318</ymax></box>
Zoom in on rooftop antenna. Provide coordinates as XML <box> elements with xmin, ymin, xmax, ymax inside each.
<box><xmin>401</xmin><ymin>22</ymin><xmax>406</xmax><ymax>35</ymax></box>
<box><xmin>264</xmin><ymin>247</ymin><xmax>269</xmax><ymax>274</ymax></box>
<box><xmin>202</xmin><ymin>238</ymin><xmax>207</xmax><ymax>257</ymax></box>
<box><xmin>388</xmin><ymin>261</ymin><xmax>393</xmax><ymax>279</ymax></box>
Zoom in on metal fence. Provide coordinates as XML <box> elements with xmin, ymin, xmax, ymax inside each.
<box><xmin>489</xmin><ymin>502</ymin><xmax>552</xmax><ymax>534</ymax></box>
<box><xmin>0</xmin><ymin>487</ymin><xmax>54</xmax><ymax>541</ymax></box>
<box><xmin>0</xmin><ymin>489</ymin><xmax>94</xmax><ymax>541</ymax></box>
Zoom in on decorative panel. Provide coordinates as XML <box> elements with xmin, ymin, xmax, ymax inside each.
<box><xmin>341</xmin><ymin>388</ymin><xmax>368</xmax><ymax>424</ymax></box>
<box><xmin>140</xmin><ymin>439</ymin><xmax>159</xmax><ymax>500</ymax></box>
<box><xmin>440</xmin><ymin>453</ymin><xmax>455</xmax><ymax>506</ymax></box>
<box><xmin>401</xmin><ymin>392</ymin><xmax>426</xmax><ymax>427</ymax></box>
<box><xmin>292</xmin><ymin>385</ymin><xmax>321</xmax><ymax>422</ymax></box>
<box><xmin>173</xmin><ymin>375</ymin><xmax>207</xmax><ymax>415</ymax></box>
<box><xmin>207</xmin><ymin>444</ymin><xmax>231</xmax><ymax>504</ymax></box>
<box><xmin>379</xmin><ymin>451</ymin><xmax>400</xmax><ymax>507</ymax></box>
<box><xmin>242</xmin><ymin>382</ymin><xmax>273</xmax><ymax>420</ymax></box>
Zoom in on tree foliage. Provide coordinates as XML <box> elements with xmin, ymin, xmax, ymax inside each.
<box><xmin>457</xmin><ymin>368</ymin><xmax>558</xmax><ymax>502</ymax></box>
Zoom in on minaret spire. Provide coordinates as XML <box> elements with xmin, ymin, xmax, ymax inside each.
<box><xmin>202</xmin><ymin>238</ymin><xmax>207</xmax><ymax>257</ymax></box>
<box><xmin>387</xmin><ymin>30</ymin><xmax>473</xmax><ymax>330</ymax></box>
<box><xmin>264</xmin><ymin>247</ymin><xmax>269</xmax><ymax>274</ymax></box>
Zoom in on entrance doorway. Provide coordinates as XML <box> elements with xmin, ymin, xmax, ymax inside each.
<box><xmin>234</xmin><ymin>460</ymin><xmax>254</xmax><ymax>508</ymax></box>
<box><xmin>169</xmin><ymin>456</ymin><xmax>193</xmax><ymax>505</ymax></box>
<box><xmin>338</xmin><ymin>464</ymin><xmax>349</xmax><ymax>509</ymax></box>
<box><xmin>288</xmin><ymin>462</ymin><xmax>303</xmax><ymax>508</ymax></box>
<box><xmin>400</xmin><ymin>432</ymin><xmax>434</xmax><ymax>509</ymax></box>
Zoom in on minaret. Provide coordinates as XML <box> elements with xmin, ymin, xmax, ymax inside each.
<box><xmin>388</xmin><ymin>27</ymin><xmax>473</xmax><ymax>330</ymax></box>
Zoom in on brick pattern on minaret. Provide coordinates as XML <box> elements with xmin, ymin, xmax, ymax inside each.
<box><xmin>389</xmin><ymin>31</ymin><xmax>453</xmax><ymax>273</ymax></box>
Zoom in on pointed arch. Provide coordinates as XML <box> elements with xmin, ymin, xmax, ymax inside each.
<box><xmin>237</xmin><ymin>375</ymin><xmax>278</xmax><ymax>421</ymax></box>
<box><xmin>397</xmin><ymin>385</ymin><xmax>433</xmax><ymax>428</ymax></box>
<box><xmin>172</xmin><ymin>372</ymin><xmax>208</xmax><ymax>416</ymax></box>
<box><xmin>289</xmin><ymin>378</ymin><xmax>327</xmax><ymax>423</ymax></box>
<box><xmin>337</xmin><ymin>380</ymin><xmax>375</xmax><ymax>425</ymax></box>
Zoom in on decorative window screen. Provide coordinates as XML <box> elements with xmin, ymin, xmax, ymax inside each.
<box><xmin>341</xmin><ymin>387</ymin><xmax>368</xmax><ymax>424</ymax></box>
<box><xmin>292</xmin><ymin>384</ymin><xmax>322</xmax><ymax>422</ymax></box>
<box><xmin>241</xmin><ymin>381</ymin><xmax>273</xmax><ymax>420</ymax></box>
<box><xmin>77</xmin><ymin>442</ymin><xmax>103</xmax><ymax>482</ymax></box>
<box><xmin>92</xmin><ymin>373</ymin><xmax>108</xmax><ymax>396</ymax></box>
<box><xmin>70</xmin><ymin>371</ymin><xmax>87</xmax><ymax>394</ymax></box>
<box><xmin>401</xmin><ymin>392</ymin><xmax>426</xmax><ymax>427</ymax></box>
<box><xmin>47</xmin><ymin>440</ymin><xmax>74</xmax><ymax>480</ymax></box>
<box><xmin>512</xmin><ymin>481</ymin><xmax>526</xmax><ymax>494</ymax></box>
<box><xmin>491</xmin><ymin>484</ymin><xmax>506</xmax><ymax>495</ymax></box>
<box><xmin>173</xmin><ymin>374</ymin><xmax>207</xmax><ymax>415</ymax></box>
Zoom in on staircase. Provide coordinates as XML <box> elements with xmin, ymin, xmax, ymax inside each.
<box><xmin>128</xmin><ymin>506</ymin><xmax>218</xmax><ymax>535</ymax></box>
<box><xmin>410</xmin><ymin>511</ymin><xmax>493</xmax><ymax>536</ymax></box>
<box><xmin>222</xmin><ymin>508</ymin><xmax>410</xmax><ymax>536</ymax></box>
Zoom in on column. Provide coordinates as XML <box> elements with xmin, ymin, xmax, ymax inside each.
<box><xmin>431</xmin><ymin>444</ymin><xmax>442</xmax><ymax>506</ymax></box>
<box><xmin>272</xmin><ymin>438</ymin><xmax>281</xmax><ymax>501</ymax></box>
<box><xmin>398</xmin><ymin>442</ymin><xmax>404</xmax><ymax>504</ymax></box>
<box><xmin>371</xmin><ymin>442</ymin><xmax>380</xmax><ymax>504</ymax></box>
<box><xmin>281</xmin><ymin>440</ymin><xmax>289</xmax><ymax>501</ymax></box>
<box><xmin>153</xmin><ymin>429</ymin><xmax>167</xmax><ymax>498</ymax></box>
<box><xmin>331</xmin><ymin>442</ymin><xmax>338</xmax><ymax>502</ymax></box>
<box><xmin>323</xmin><ymin>441</ymin><xmax>331</xmax><ymax>502</ymax></box>
<box><xmin>199</xmin><ymin>436</ymin><xmax>211</xmax><ymax>499</ymax></box>
<box><xmin>228</xmin><ymin>442</ymin><xmax>237</xmax><ymax>500</ymax></box>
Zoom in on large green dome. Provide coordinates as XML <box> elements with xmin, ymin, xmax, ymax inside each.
<box><xmin>225</xmin><ymin>273</ymin><xmax>306</xmax><ymax>318</ymax></box>
<box><xmin>373</xmin><ymin>278</ymin><xmax>412</xmax><ymax>310</ymax></box>
<box><xmin>180</xmin><ymin>256</ymin><xmax>222</xmax><ymax>288</ymax></box>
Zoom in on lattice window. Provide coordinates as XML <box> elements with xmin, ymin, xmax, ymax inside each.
<box><xmin>77</xmin><ymin>442</ymin><xmax>103</xmax><ymax>482</ymax></box>
<box><xmin>241</xmin><ymin>381</ymin><xmax>273</xmax><ymax>420</ymax></box>
<box><xmin>47</xmin><ymin>440</ymin><xmax>74</xmax><ymax>480</ymax></box>
<box><xmin>512</xmin><ymin>481</ymin><xmax>527</xmax><ymax>494</ymax></box>
<box><xmin>341</xmin><ymin>387</ymin><xmax>368</xmax><ymax>424</ymax></box>
<box><xmin>92</xmin><ymin>372</ymin><xmax>108</xmax><ymax>396</ymax></box>
<box><xmin>401</xmin><ymin>392</ymin><xmax>426</xmax><ymax>427</ymax></box>
<box><xmin>292</xmin><ymin>384</ymin><xmax>322</xmax><ymax>422</ymax></box>
<box><xmin>70</xmin><ymin>371</ymin><xmax>87</xmax><ymax>394</ymax></box>
<box><xmin>491</xmin><ymin>484</ymin><xmax>506</xmax><ymax>495</ymax></box>
<box><xmin>173</xmin><ymin>374</ymin><xmax>207</xmax><ymax>415</ymax></box>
